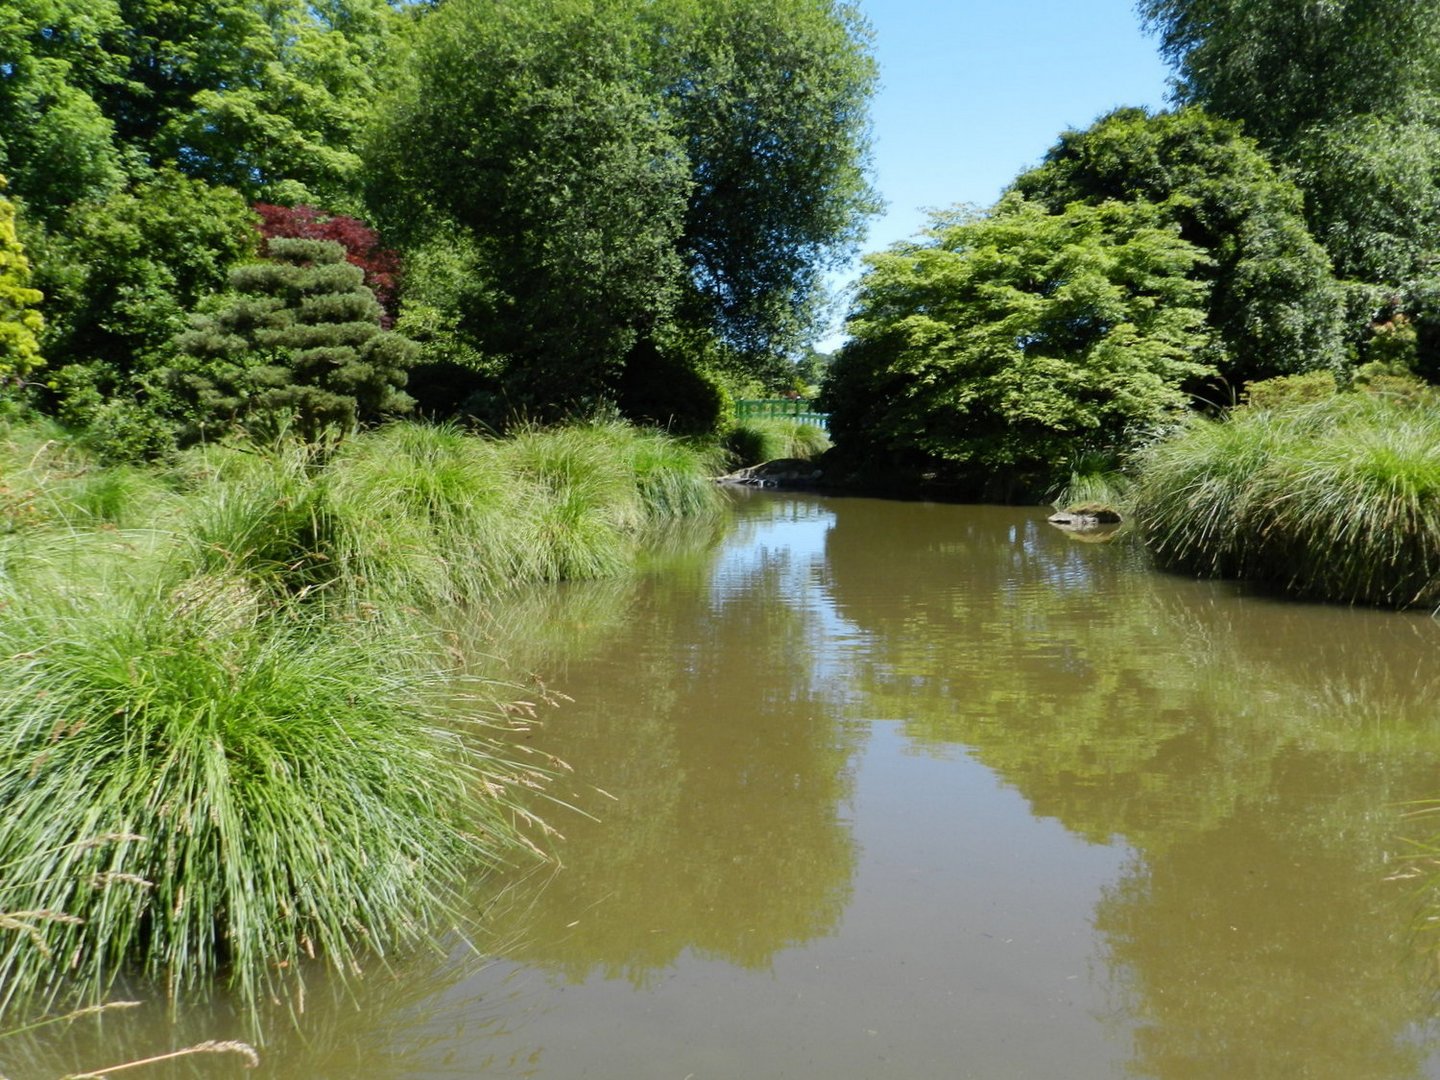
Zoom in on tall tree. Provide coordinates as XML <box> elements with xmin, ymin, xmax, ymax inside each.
<box><xmin>1138</xmin><ymin>0</ymin><xmax>1440</xmax><ymax>285</ymax></box>
<box><xmin>366</xmin><ymin>0</ymin><xmax>877</xmax><ymax>417</ymax></box>
<box><xmin>1013</xmin><ymin>107</ymin><xmax>1345</xmax><ymax>386</ymax></box>
<box><xmin>0</xmin><ymin>0</ymin><xmax>400</xmax><ymax>221</ymax></box>
<box><xmin>641</xmin><ymin>0</ymin><xmax>880</xmax><ymax>369</ymax></box>
<box><xmin>1139</xmin><ymin>0</ymin><xmax>1440</xmax><ymax>148</ymax></box>
<box><xmin>365</xmin><ymin>0</ymin><xmax>692</xmax><ymax>417</ymax></box>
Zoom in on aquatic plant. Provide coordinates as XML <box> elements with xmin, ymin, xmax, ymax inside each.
<box><xmin>1131</xmin><ymin>394</ymin><xmax>1440</xmax><ymax>605</ymax></box>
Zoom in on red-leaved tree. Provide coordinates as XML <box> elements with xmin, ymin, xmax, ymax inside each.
<box><xmin>253</xmin><ymin>204</ymin><xmax>401</xmax><ymax>326</ymax></box>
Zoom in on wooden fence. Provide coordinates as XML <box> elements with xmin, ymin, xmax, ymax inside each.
<box><xmin>734</xmin><ymin>398</ymin><xmax>829</xmax><ymax>429</ymax></box>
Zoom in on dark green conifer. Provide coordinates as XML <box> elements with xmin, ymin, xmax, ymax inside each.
<box><xmin>169</xmin><ymin>237</ymin><xmax>415</xmax><ymax>439</ymax></box>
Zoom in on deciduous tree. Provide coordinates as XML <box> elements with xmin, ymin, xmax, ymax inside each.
<box><xmin>1013</xmin><ymin>107</ymin><xmax>1345</xmax><ymax>385</ymax></box>
<box><xmin>0</xmin><ymin>178</ymin><xmax>44</xmax><ymax>382</ymax></box>
<box><xmin>820</xmin><ymin>195</ymin><xmax>1214</xmax><ymax>496</ymax></box>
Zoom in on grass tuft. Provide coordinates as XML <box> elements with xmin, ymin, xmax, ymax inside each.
<box><xmin>1131</xmin><ymin>394</ymin><xmax>1440</xmax><ymax>606</ymax></box>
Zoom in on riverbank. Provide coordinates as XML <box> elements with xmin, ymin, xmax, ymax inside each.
<box><xmin>1130</xmin><ymin>388</ymin><xmax>1440</xmax><ymax>608</ymax></box>
<box><xmin>0</xmin><ymin>417</ymin><xmax>725</xmax><ymax>1024</ymax></box>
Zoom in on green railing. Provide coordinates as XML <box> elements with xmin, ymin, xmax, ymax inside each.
<box><xmin>734</xmin><ymin>398</ymin><xmax>828</xmax><ymax>429</ymax></box>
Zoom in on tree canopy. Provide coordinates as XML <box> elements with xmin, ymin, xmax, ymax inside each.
<box><xmin>0</xmin><ymin>0</ymin><xmax>401</xmax><ymax>223</ymax></box>
<box><xmin>366</xmin><ymin>0</ymin><xmax>878</xmax><ymax>418</ymax></box>
<box><xmin>821</xmin><ymin>194</ymin><xmax>1214</xmax><ymax>497</ymax></box>
<box><xmin>1138</xmin><ymin>0</ymin><xmax>1440</xmax><ymax>285</ymax></box>
<box><xmin>0</xmin><ymin>178</ymin><xmax>44</xmax><ymax>382</ymax></box>
<box><xmin>1012</xmin><ymin>107</ymin><xmax>1345</xmax><ymax>385</ymax></box>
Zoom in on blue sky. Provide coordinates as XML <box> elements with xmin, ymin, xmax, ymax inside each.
<box><xmin>818</xmin><ymin>0</ymin><xmax>1176</xmax><ymax>346</ymax></box>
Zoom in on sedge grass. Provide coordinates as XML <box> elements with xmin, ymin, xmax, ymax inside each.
<box><xmin>1132</xmin><ymin>394</ymin><xmax>1440</xmax><ymax>606</ymax></box>
<box><xmin>725</xmin><ymin>420</ymin><xmax>830</xmax><ymax>468</ymax></box>
<box><xmin>0</xmin><ymin>567</ymin><xmax>552</xmax><ymax>1021</ymax></box>
<box><xmin>0</xmin><ymin>417</ymin><xmax>727</xmax><ymax>1022</ymax></box>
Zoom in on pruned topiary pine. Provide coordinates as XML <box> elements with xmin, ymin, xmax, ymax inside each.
<box><xmin>167</xmin><ymin>236</ymin><xmax>415</xmax><ymax>440</ymax></box>
<box><xmin>0</xmin><ymin>176</ymin><xmax>44</xmax><ymax>383</ymax></box>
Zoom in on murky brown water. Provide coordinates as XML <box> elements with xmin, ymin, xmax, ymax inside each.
<box><xmin>18</xmin><ymin>493</ymin><xmax>1440</xmax><ymax>1079</ymax></box>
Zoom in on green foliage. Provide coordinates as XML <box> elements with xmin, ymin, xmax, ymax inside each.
<box><xmin>821</xmin><ymin>194</ymin><xmax>1215</xmax><ymax>497</ymax></box>
<box><xmin>640</xmin><ymin>0</ymin><xmax>880</xmax><ymax>366</ymax></box>
<box><xmin>0</xmin><ymin>179</ymin><xmax>43</xmax><ymax>381</ymax></box>
<box><xmin>1139</xmin><ymin>0</ymin><xmax>1440</xmax><ymax>150</ymax></box>
<box><xmin>0</xmin><ymin>0</ymin><xmax>403</xmax><ymax>220</ymax></box>
<box><xmin>29</xmin><ymin>170</ymin><xmax>257</xmax><ymax>398</ymax></box>
<box><xmin>725</xmin><ymin>419</ymin><xmax>830</xmax><ymax>467</ymax></box>
<box><xmin>365</xmin><ymin>0</ymin><xmax>690</xmax><ymax>415</ymax></box>
<box><xmin>367</xmin><ymin>0</ymin><xmax>878</xmax><ymax>412</ymax></box>
<box><xmin>1132</xmin><ymin>394</ymin><xmax>1440</xmax><ymax>606</ymax></box>
<box><xmin>1287</xmin><ymin>111</ymin><xmax>1440</xmax><ymax>284</ymax></box>
<box><xmin>1012</xmin><ymin>107</ymin><xmax>1345</xmax><ymax>384</ymax></box>
<box><xmin>1241</xmin><ymin>371</ymin><xmax>1340</xmax><ymax>410</ymax></box>
<box><xmin>0</xmin><ymin>415</ymin><xmax>723</xmax><ymax>1019</ymax></box>
<box><xmin>0</xmin><ymin>564</ymin><xmax>547</xmax><ymax>1017</ymax></box>
<box><xmin>1139</xmin><ymin>0</ymin><xmax>1440</xmax><ymax>287</ymax></box>
<box><xmin>167</xmin><ymin>237</ymin><xmax>416</xmax><ymax>440</ymax></box>
<box><xmin>615</xmin><ymin>339</ymin><xmax>734</xmax><ymax>436</ymax></box>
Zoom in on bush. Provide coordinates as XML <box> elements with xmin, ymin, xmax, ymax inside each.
<box><xmin>166</xmin><ymin>237</ymin><xmax>416</xmax><ymax>441</ymax></box>
<box><xmin>1132</xmin><ymin>394</ymin><xmax>1440</xmax><ymax>605</ymax></box>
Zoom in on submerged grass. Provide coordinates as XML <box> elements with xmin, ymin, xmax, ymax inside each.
<box><xmin>1131</xmin><ymin>394</ymin><xmax>1440</xmax><ymax>606</ymax></box>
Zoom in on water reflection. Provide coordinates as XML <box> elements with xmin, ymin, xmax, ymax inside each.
<box><xmin>472</xmin><ymin>495</ymin><xmax>861</xmax><ymax>984</ymax></box>
<box><xmin>821</xmin><ymin>497</ymin><xmax>1440</xmax><ymax>1077</ymax></box>
<box><xmin>16</xmin><ymin>493</ymin><xmax>1440</xmax><ymax>1078</ymax></box>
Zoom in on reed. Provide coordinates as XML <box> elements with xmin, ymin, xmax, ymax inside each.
<box><xmin>0</xmin><ymin>417</ymin><xmax>727</xmax><ymax>1022</ymax></box>
<box><xmin>1132</xmin><ymin>394</ymin><xmax>1440</xmax><ymax>606</ymax></box>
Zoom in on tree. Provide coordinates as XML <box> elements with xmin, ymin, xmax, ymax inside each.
<box><xmin>32</xmin><ymin>172</ymin><xmax>257</xmax><ymax>369</ymax></box>
<box><xmin>365</xmin><ymin>0</ymin><xmax>877</xmax><ymax>418</ymax></box>
<box><xmin>1138</xmin><ymin>0</ymin><xmax>1440</xmax><ymax>285</ymax></box>
<box><xmin>0</xmin><ymin>177</ymin><xmax>44</xmax><ymax>382</ymax></box>
<box><xmin>640</xmin><ymin>0</ymin><xmax>880</xmax><ymax>369</ymax></box>
<box><xmin>365</xmin><ymin>0</ymin><xmax>692</xmax><ymax>417</ymax></box>
<box><xmin>166</xmin><ymin>237</ymin><xmax>415</xmax><ymax>439</ymax></box>
<box><xmin>0</xmin><ymin>0</ymin><xmax>401</xmax><ymax>222</ymax></box>
<box><xmin>1012</xmin><ymin>107</ymin><xmax>1345</xmax><ymax>385</ymax></box>
<box><xmin>254</xmin><ymin>203</ymin><xmax>402</xmax><ymax>326</ymax></box>
<box><xmin>820</xmin><ymin>195</ymin><xmax>1215</xmax><ymax>497</ymax></box>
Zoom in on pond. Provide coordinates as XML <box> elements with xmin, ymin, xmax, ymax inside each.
<box><xmin>19</xmin><ymin>492</ymin><xmax>1440</xmax><ymax>1078</ymax></box>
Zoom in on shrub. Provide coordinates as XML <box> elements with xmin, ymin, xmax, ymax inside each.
<box><xmin>725</xmin><ymin>419</ymin><xmax>830</xmax><ymax>467</ymax></box>
<box><xmin>166</xmin><ymin>237</ymin><xmax>416</xmax><ymax>441</ymax></box>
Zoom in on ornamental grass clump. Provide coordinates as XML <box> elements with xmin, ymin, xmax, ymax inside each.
<box><xmin>725</xmin><ymin>419</ymin><xmax>830</xmax><ymax>467</ymax></box>
<box><xmin>0</xmin><ymin>567</ymin><xmax>549</xmax><ymax>1020</ymax></box>
<box><xmin>1132</xmin><ymin>394</ymin><xmax>1440</xmax><ymax>606</ymax></box>
<box><xmin>324</xmin><ymin>422</ymin><xmax>529</xmax><ymax>608</ymax></box>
